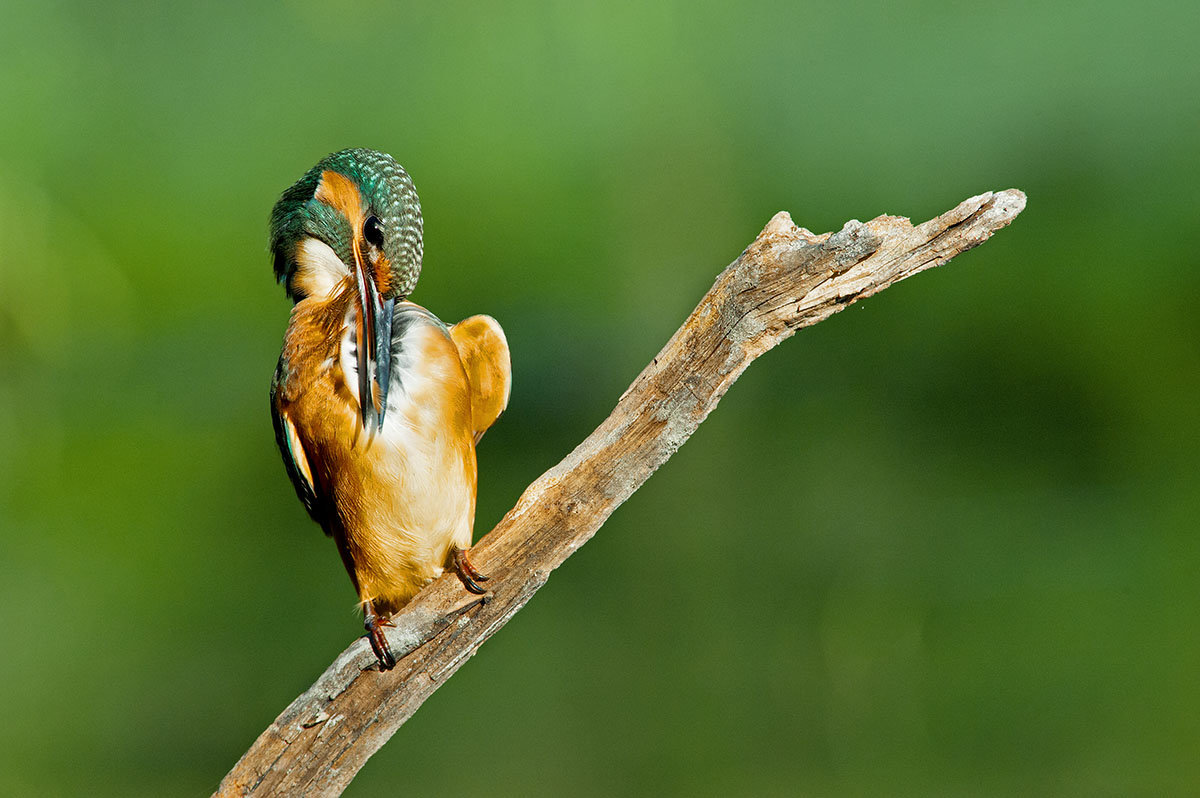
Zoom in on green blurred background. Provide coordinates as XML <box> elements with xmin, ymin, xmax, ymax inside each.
<box><xmin>2</xmin><ymin>1</ymin><xmax>1197</xmax><ymax>795</ymax></box>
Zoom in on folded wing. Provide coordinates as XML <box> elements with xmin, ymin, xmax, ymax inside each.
<box><xmin>270</xmin><ymin>358</ymin><xmax>329</xmax><ymax>529</ymax></box>
<box><xmin>449</xmin><ymin>315</ymin><xmax>512</xmax><ymax>444</ymax></box>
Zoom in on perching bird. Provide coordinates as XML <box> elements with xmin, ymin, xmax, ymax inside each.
<box><xmin>267</xmin><ymin>148</ymin><xmax>511</xmax><ymax>669</ymax></box>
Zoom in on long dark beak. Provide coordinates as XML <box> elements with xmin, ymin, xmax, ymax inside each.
<box><xmin>353</xmin><ymin>247</ymin><xmax>394</xmax><ymax>433</ymax></box>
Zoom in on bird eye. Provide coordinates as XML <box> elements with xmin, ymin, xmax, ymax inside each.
<box><xmin>363</xmin><ymin>215</ymin><xmax>384</xmax><ymax>248</ymax></box>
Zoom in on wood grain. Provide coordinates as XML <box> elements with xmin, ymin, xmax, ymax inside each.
<box><xmin>215</xmin><ymin>189</ymin><xmax>1026</xmax><ymax>796</ymax></box>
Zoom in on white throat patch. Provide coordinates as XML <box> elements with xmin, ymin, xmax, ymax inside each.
<box><xmin>293</xmin><ymin>237</ymin><xmax>350</xmax><ymax>299</ymax></box>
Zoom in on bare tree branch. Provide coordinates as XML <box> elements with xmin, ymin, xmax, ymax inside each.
<box><xmin>215</xmin><ymin>189</ymin><xmax>1027</xmax><ymax>797</ymax></box>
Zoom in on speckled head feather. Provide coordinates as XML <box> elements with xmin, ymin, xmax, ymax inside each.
<box><xmin>270</xmin><ymin>148</ymin><xmax>423</xmax><ymax>301</ymax></box>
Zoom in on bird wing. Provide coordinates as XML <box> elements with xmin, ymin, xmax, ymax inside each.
<box><xmin>449</xmin><ymin>314</ymin><xmax>512</xmax><ymax>444</ymax></box>
<box><xmin>270</xmin><ymin>358</ymin><xmax>329</xmax><ymax>527</ymax></box>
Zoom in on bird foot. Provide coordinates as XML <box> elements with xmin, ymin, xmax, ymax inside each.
<box><xmin>363</xmin><ymin>609</ymin><xmax>397</xmax><ymax>671</ymax></box>
<box><xmin>451</xmin><ymin>546</ymin><xmax>490</xmax><ymax>595</ymax></box>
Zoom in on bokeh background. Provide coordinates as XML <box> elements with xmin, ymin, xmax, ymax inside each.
<box><xmin>2</xmin><ymin>1</ymin><xmax>1198</xmax><ymax>795</ymax></box>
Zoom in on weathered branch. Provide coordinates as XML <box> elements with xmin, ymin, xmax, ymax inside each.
<box><xmin>215</xmin><ymin>189</ymin><xmax>1026</xmax><ymax>797</ymax></box>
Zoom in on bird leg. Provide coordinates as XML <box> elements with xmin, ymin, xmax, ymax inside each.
<box><xmin>451</xmin><ymin>546</ymin><xmax>490</xmax><ymax>595</ymax></box>
<box><xmin>363</xmin><ymin>602</ymin><xmax>397</xmax><ymax>671</ymax></box>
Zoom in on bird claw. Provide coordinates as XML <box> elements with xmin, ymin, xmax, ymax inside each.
<box><xmin>364</xmin><ymin>609</ymin><xmax>397</xmax><ymax>670</ymax></box>
<box><xmin>451</xmin><ymin>546</ymin><xmax>490</xmax><ymax>595</ymax></box>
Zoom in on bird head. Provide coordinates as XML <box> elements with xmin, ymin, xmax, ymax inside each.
<box><xmin>269</xmin><ymin>148</ymin><xmax>423</xmax><ymax>430</ymax></box>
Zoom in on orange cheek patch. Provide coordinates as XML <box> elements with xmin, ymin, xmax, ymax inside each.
<box><xmin>315</xmin><ymin>170</ymin><xmax>365</xmax><ymax>229</ymax></box>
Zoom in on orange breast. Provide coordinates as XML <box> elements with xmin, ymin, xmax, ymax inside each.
<box><xmin>280</xmin><ymin>298</ymin><xmax>478</xmax><ymax>615</ymax></box>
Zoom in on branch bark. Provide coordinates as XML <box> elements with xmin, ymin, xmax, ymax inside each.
<box><xmin>215</xmin><ymin>189</ymin><xmax>1026</xmax><ymax>797</ymax></box>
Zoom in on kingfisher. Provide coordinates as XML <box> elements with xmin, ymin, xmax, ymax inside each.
<box><xmin>267</xmin><ymin>148</ymin><xmax>511</xmax><ymax>669</ymax></box>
